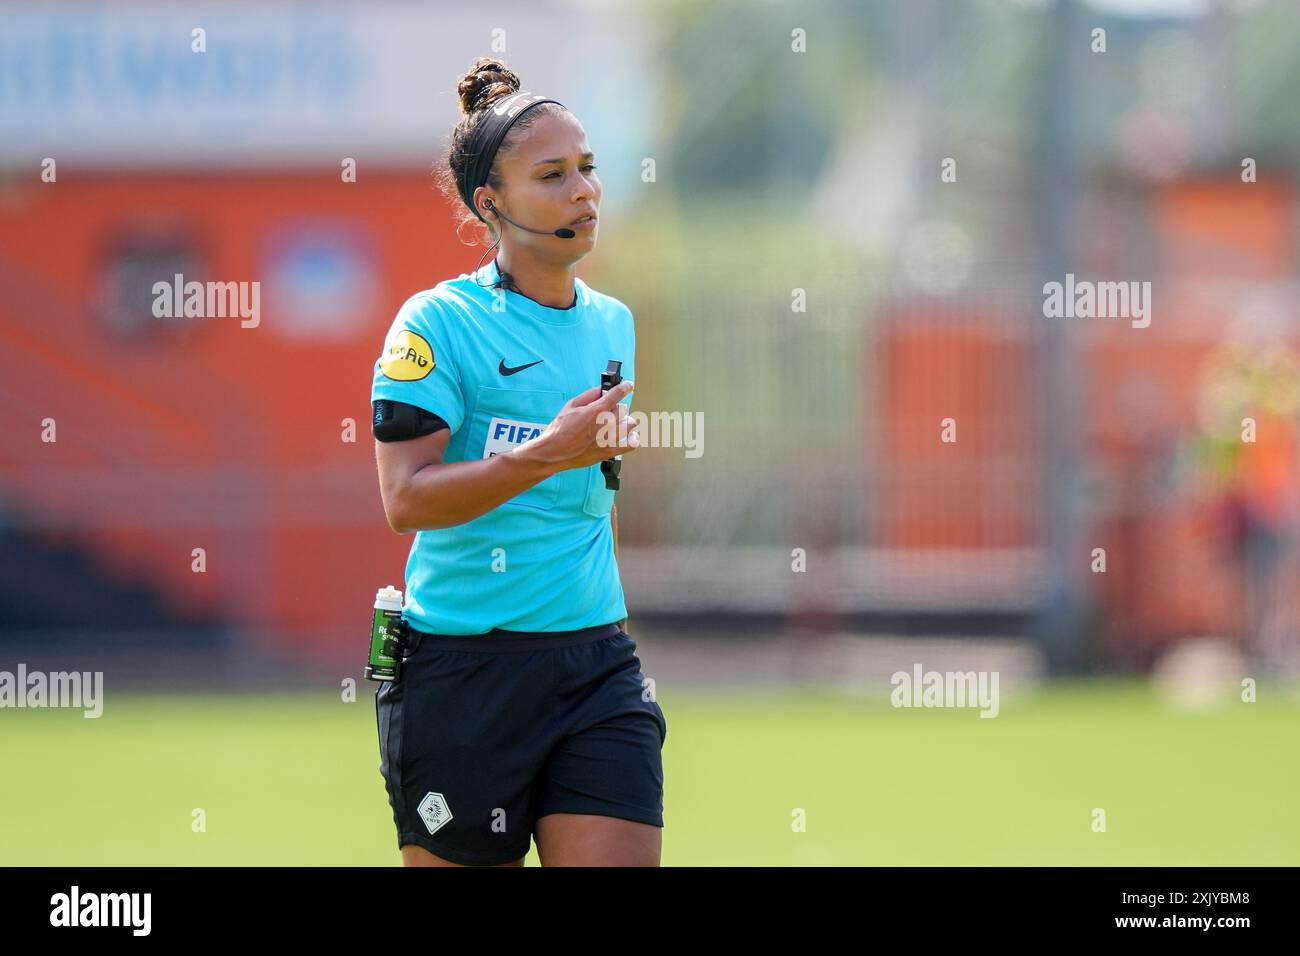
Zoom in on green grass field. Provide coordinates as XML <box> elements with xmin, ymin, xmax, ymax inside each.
<box><xmin>3</xmin><ymin>680</ymin><xmax>1296</xmax><ymax>865</ymax></box>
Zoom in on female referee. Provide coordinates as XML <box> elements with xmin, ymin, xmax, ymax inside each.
<box><xmin>369</xmin><ymin>58</ymin><xmax>667</xmax><ymax>867</ymax></box>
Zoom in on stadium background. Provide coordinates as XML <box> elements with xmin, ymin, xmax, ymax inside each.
<box><xmin>2</xmin><ymin>0</ymin><xmax>1298</xmax><ymax>865</ymax></box>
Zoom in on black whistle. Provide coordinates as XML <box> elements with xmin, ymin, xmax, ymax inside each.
<box><xmin>600</xmin><ymin>360</ymin><xmax>623</xmax><ymax>491</ymax></box>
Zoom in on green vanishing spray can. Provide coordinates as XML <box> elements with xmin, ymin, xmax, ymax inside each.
<box><xmin>365</xmin><ymin>585</ymin><xmax>406</xmax><ymax>682</ymax></box>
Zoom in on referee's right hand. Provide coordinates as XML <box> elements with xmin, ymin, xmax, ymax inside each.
<box><xmin>519</xmin><ymin>380</ymin><xmax>639</xmax><ymax>473</ymax></box>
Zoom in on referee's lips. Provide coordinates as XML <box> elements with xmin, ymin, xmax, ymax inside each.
<box><xmin>570</xmin><ymin>210</ymin><xmax>598</xmax><ymax>228</ymax></box>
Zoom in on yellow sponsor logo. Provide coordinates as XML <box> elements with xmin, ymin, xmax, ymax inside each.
<box><xmin>380</xmin><ymin>329</ymin><xmax>435</xmax><ymax>381</ymax></box>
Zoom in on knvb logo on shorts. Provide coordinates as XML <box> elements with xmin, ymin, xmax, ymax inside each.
<box><xmin>418</xmin><ymin>791</ymin><xmax>453</xmax><ymax>835</ymax></box>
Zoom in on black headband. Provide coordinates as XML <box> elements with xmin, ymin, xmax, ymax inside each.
<box><xmin>458</xmin><ymin>90</ymin><xmax>565</xmax><ymax>223</ymax></box>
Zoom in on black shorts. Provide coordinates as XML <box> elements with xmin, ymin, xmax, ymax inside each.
<box><xmin>375</xmin><ymin>621</ymin><xmax>668</xmax><ymax>865</ymax></box>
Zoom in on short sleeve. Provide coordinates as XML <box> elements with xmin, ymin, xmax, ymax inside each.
<box><xmin>370</xmin><ymin>294</ymin><xmax>466</xmax><ymax>434</ymax></box>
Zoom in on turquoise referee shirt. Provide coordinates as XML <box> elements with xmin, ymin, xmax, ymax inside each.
<box><xmin>370</xmin><ymin>258</ymin><xmax>635</xmax><ymax>635</ymax></box>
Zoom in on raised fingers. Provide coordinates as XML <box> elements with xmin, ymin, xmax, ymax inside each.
<box><xmin>562</xmin><ymin>385</ymin><xmax>606</xmax><ymax>411</ymax></box>
<box><xmin>593</xmin><ymin>379</ymin><xmax>634</xmax><ymax>412</ymax></box>
<box><xmin>594</xmin><ymin>407</ymin><xmax>639</xmax><ymax>452</ymax></box>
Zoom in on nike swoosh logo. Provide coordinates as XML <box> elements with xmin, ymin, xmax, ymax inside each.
<box><xmin>499</xmin><ymin>358</ymin><xmax>544</xmax><ymax>376</ymax></box>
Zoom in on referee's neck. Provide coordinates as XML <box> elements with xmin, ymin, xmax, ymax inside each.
<box><xmin>495</xmin><ymin>250</ymin><xmax>578</xmax><ymax>309</ymax></box>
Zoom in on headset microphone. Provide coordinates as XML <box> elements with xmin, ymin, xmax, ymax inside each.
<box><xmin>483</xmin><ymin>199</ymin><xmax>576</xmax><ymax>239</ymax></box>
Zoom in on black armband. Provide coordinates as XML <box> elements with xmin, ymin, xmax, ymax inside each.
<box><xmin>372</xmin><ymin>399</ymin><xmax>451</xmax><ymax>442</ymax></box>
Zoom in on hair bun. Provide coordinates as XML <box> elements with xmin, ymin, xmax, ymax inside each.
<box><xmin>456</xmin><ymin>57</ymin><xmax>522</xmax><ymax>115</ymax></box>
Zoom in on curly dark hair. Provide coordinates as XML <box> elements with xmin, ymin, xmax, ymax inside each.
<box><xmin>434</xmin><ymin>57</ymin><xmax>565</xmax><ymax>251</ymax></box>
